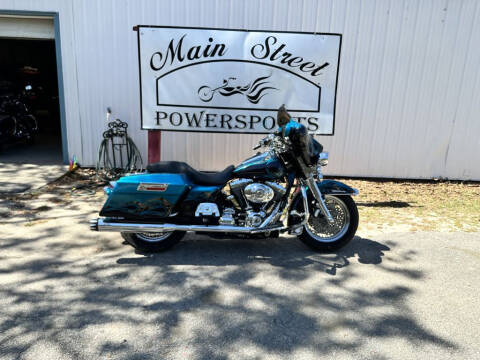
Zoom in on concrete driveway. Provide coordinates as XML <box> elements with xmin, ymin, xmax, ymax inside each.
<box><xmin>0</xmin><ymin>134</ymin><xmax>66</xmax><ymax>194</ymax></box>
<box><xmin>0</xmin><ymin>187</ymin><xmax>479</xmax><ymax>360</ymax></box>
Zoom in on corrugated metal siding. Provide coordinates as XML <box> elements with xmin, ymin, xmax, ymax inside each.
<box><xmin>2</xmin><ymin>0</ymin><xmax>479</xmax><ymax>179</ymax></box>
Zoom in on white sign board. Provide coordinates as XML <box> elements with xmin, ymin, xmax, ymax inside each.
<box><xmin>137</xmin><ymin>26</ymin><xmax>341</xmax><ymax>134</ymax></box>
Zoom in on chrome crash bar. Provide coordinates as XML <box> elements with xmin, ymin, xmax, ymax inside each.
<box><xmin>90</xmin><ymin>218</ymin><xmax>285</xmax><ymax>234</ymax></box>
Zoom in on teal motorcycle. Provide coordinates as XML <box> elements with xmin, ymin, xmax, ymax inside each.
<box><xmin>90</xmin><ymin>106</ymin><xmax>359</xmax><ymax>253</ymax></box>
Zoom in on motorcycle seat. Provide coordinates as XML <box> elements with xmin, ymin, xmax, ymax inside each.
<box><xmin>146</xmin><ymin>161</ymin><xmax>234</xmax><ymax>186</ymax></box>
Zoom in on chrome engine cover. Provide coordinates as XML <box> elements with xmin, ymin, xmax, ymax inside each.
<box><xmin>243</xmin><ymin>183</ymin><xmax>275</xmax><ymax>204</ymax></box>
<box><xmin>246</xmin><ymin>210</ymin><xmax>266</xmax><ymax>227</ymax></box>
<box><xmin>195</xmin><ymin>203</ymin><xmax>220</xmax><ymax>217</ymax></box>
<box><xmin>219</xmin><ymin>208</ymin><xmax>236</xmax><ymax>225</ymax></box>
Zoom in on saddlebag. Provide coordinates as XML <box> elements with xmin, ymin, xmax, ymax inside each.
<box><xmin>99</xmin><ymin>173</ymin><xmax>190</xmax><ymax>219</ymax></box>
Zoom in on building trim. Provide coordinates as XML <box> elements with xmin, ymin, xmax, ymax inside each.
<box><xmin>0</xmin><ymin>9</ymin><xmax>69</xmax><ymax>164</ymax></box>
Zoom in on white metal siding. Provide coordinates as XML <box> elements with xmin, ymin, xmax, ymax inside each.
<box><xmin>1</xmin><ymin>0</ymin><xmax>479</xmax><ymax>180</ymax></box>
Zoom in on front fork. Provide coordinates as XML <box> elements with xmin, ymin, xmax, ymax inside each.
<box><xmin>303</xmin><ymin>176</ymin><xmax>334</xmax><ymax>223</ymax></box>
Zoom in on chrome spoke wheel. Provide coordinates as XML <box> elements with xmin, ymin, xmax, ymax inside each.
<box><xmin>305</xmin><ymin>195</ymin><xmax>350</xmax><ymax>243</ymax></box>
<box><xmin>136</xmin><ymin>232</ymin><xmax>173</xmax><ymax>243</ymax></box>
<box><xmin>122</xmin><ymin>231</ymin><xmax>185</xmax><ymax>252</ymax></box>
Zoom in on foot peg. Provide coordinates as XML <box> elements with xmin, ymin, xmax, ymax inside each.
<box><xmin>288</xmin><ymin>226</ymin><xmax>303</xmax><ymax>235</ymax></box>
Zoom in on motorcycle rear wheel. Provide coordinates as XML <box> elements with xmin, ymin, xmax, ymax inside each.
<box><xmin>298</xmin><ymin>195</ymin><xmax>358</xmax><ymax>252</ymax></box>
<box><xmin>121</xmin><ymin>231</ymin><xmax>185</xmax><ymax>253</ymax></box>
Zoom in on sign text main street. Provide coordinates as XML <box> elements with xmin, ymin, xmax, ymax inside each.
<box><xmin>137</xmin><ymin>26</ymin><xmax>341</xmax><ymax>135</ymax></box>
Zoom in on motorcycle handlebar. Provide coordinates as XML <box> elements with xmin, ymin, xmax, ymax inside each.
<box><xmin>253</xmin><ymin>135</ymin><xmax>269</xmax><ymax>150</ymax></box>
<box><xmin>253</xmin><ymin>132</ymin><xmax>283</xmax><ymax>151</ymax></box>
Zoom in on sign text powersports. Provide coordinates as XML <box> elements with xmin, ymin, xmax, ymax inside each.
<box><xmin>136</xmin><ymin>26</ymin><xmax>341</xmax><ymax>134</ymax></box>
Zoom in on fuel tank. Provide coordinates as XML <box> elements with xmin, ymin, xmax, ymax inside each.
<box><xmin>233</xmin><ymin>152</ymin><xmax>286</xmax><ymax>180</ymax></box>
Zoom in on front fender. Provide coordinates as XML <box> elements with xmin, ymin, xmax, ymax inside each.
<box><xmin>317</xmin><ymin>180</ymin><xmax>358</xmax><ymax>196</ymax></box>
<box><xmin>287</xmin><ymin>179</ymin><xmax>358</xmax><ymax>226</ymax></box>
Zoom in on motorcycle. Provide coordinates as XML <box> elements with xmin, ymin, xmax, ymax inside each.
<box><xmin>0</xmin><ymin>84</ymin><xmax>38</xmax><ymax>149</ymax></box>
<box><xmin>90</xmin><ymin>106</ymin><xmax>359</xmax><ymax>253</ymax></box>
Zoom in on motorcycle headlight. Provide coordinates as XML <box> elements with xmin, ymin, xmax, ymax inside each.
<box><xmin>318</xmin><ymin>152</ymin><xmax>329</xmax><ymax>166</ymax></box>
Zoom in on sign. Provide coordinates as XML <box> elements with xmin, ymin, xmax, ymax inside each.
<box><xmin>136</xmin><ymin>26</ymin><xmax>341</xmax><ymax>135</ymax></box>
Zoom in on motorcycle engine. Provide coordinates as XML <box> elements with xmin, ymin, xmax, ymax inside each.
<box><xmin>228</xmin><ymin>179</ymin><xmax>286</xmax><ymax>227</ymax></box>
<box><xmin>244</xmin><ymin>183</ymin><xmax>274</xmax><ymax>203</ymax></box>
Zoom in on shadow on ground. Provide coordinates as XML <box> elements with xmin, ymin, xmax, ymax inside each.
<box><xmin>0</xmin><ymin>133</ymin><xmax>65</xmax><ymax>194</ymax></box>
<box><xmin>118</xmin><ymin>235</ymin><xmax>390</xmax><ymax>275</ymax></box>
<box><xmin>356</xmin><ymin>201</ymin><xmax>413</xmax><ymax>208</ymax></box>
<box><xmin>0</xmin><ymin>226</ymin><xmax>457</xmax><ymax>359</ymax></box>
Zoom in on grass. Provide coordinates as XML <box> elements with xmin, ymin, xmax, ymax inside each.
<box><xmin>340</xmin><ymin>178</ymin><xmax>480</xmax><ymax>234</ymax></box>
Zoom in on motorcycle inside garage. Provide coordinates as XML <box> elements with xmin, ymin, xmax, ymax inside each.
<box><xmin>0</xmin><ymin>15</ymin><xmax>65</xmax><ymax>194</ymax></box>
<box><xmin>0</xmin><ymin>17</ymin><xmax>63</xmax><ymax>163</ymax></box>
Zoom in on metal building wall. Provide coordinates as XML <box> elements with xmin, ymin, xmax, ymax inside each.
<box><xmin>2</xmin><ymin>0</ymin><xmax>479</xmax><ymax>180</ymax></box>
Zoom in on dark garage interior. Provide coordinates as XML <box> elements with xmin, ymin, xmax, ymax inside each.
<box><xmin>0</xmin><ymin>38</ymin><xmax>63</xmax><ymax>164</ymax></box>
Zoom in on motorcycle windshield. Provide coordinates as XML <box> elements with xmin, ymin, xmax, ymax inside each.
<box><xmin>283</xmin><ymin>120</ymin><xmax>323</xmax><ymax>166</ymax></box>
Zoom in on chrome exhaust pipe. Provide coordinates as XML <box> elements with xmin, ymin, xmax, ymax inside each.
<box><xmin>90</xmin><ymin>218</ymin><xmax>284</xmax><ymax>234</ymax></box>
<box><xmin>89</xmin><ymin>218</ymin><xmax>99</xmax><ymax>231</ymax></box>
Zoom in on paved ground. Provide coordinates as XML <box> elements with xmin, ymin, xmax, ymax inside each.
<box><xmin>0</xmin><ymin>188</ymin><xmax>479</xmax><ymax>359</ymax></box>
<box><xmin>0</xmin><ymin>134</ymin><xmax>66</xmax><ymax>194</ymax></box>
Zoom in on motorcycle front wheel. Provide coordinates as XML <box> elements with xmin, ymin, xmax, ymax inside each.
<box><xmin>298</xmin><ymin>195</ymin><xmax>358</xmax><ymax>252</ymax></box>
<box><xmin>121</xmin><ymin>231</ymin><xmax>185</xmax><ymax>253</ymax></box>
